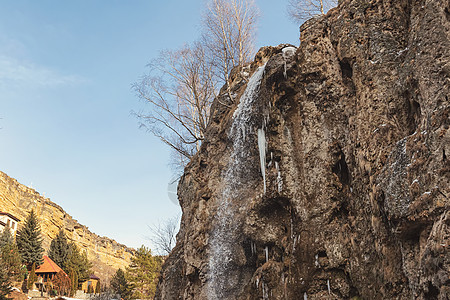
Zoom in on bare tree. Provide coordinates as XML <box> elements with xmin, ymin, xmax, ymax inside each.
<box><xmin>287</xmin><ymin>0</ymin><xmax>337</xmax><ymax>22</ymax></box>
<box><xmin>133</xmin><ymin>42</ymin><xmax>216</xmax><ymax>170</ymax></box>
<box><xmin>147</xmin><ymin>215</ymin><xmax>179</xmax><ymax>256</ymax></box>
<box><xmin>202</xmin><ymin>0</ymin><xmax>259</xmax><ymax>88</ymax></box>
<box><xmin>134</xmin><ymin>0</ymin><xmax>259</xmax><ymax>170</ymax></box>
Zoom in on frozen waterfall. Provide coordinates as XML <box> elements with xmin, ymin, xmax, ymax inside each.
<box><xmin>207</xmin><ymin>64</ymin><xmax>266</xmax><ymax>300</ymax></box>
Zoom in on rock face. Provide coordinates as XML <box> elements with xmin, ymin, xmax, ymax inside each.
<box><xmin>0</xmin><ymin>171</ymin><xmax>134</xmax><ymax>282</ymax></box>
<box><xmin>155</xmin><ymin>0</ymin><xmax>450</xmax><ymax>299</ymax></box>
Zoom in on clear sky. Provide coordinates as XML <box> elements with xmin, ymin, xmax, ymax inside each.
<box><xmin>0</xmin><ymin>0</ymin><xmax>300</xmax><ymax>250</ymax></box>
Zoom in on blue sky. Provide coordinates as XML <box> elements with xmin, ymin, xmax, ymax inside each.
<box><xmin>0</xmin><ymin>0</ymin><xmax>300</xmax><ymax>249</ymax></box>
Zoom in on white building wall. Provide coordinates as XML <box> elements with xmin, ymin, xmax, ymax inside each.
<box><xmin>0</xmin><ymin>214</ymin><xmax>19</xmax><ymax>235</ymax></box>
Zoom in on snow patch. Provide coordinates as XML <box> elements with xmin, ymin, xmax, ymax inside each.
<box><xmin>282</xmin><ymin>46</ymin><xmax>297</xmax><ymax>78</ymax></box>
<box><xmin>282</xmin><ymin>46</ymin><xmax>297</xmax><ymax>59</ymax></box>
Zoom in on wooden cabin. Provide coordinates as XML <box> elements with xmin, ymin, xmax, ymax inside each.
<box><xmin>35</xmin><ymin>256</ymin><xmax>66</xmax><ymax>282</ymax></box>
<box><xmin>81</xmin><ymin>274</ymin><xmax>100</xmax><ymax>293</ymax></box>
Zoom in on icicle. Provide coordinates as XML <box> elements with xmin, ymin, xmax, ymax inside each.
<box><xmin>256</xmin><ymin>278</ymin><xmax>259</xmax><ymax>288</ymax></box>
<box><xmin>290</xmin><ymin>217</ymin><xmax>294</xmax><ymax>239</ymax></box>
<box><xmin>258</xmin><ymin>127</ymin><xmax>267</xmax><ymax>193</ymax></box>
<box><xmin>275</xmin><ymin>161</ymin><xmax>283</xmax><ymax>192</ymax></box>
<box><xmin>304</xmin><ymin>292</ymin><xmax>308</xmax><ymax>300</ymax></box>
<box><xmin>251</xmin><ymin>241</ymin><xmax>257</xmax><ymax>255</ymax></box>
<box><xmin>327</xmin><ymin>279</ymin><xmax>331</xmax><ymax>295</ymax></box>
<box><xmin>265</xmin><ymin>246</ymin><xmax>269</xmax><ymax>262</ymax></box>
<box><xmin>315</xmin><ymin>254</ymin><xmax>320</xmax><ymax>268</ymax></box>
<box><xmin>262</xmin><ymin>282</ymin><xmax>268</xmax><ymax>300</ymax></box>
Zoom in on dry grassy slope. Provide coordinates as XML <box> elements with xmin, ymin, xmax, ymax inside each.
<box><xmin>0</xmin><ymin>171</ymin><xmax>134</xmax><ymax>283</ymax></box>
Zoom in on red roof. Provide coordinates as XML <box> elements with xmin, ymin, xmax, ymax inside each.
<box><xmin>35</xmin><ymin>256</ymin><xmax>66</xmax><ymax>275</ymax></box>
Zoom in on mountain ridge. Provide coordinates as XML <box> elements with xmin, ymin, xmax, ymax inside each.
<box><xmin>0</xmin><ymin>170</ymin><xmax>134</xmax><ymax>283</ymax></box>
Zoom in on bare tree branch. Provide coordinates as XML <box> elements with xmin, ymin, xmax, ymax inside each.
<box><xmin>147</xmin><ymin>216</ymin><xmax>180</xmax><ymax>256</ymax></box>
<box><xmin>287</xmin><ymin>0</ymin><xmax>338</xmax><ymax>23</ymax></box>
<box><xmin>134</xmin><ymin>0</ymin><xmax>259</xmax><ymax>171</ymax></box>
<box><xmin>133</xmin><ymin>42</ymin><xmax>216</xmax><ymax>170</ymax></box>
<box><xmin>202</xmin><ymin>0</ymin><xmax>259</xmax><ymax>87</ymax></box>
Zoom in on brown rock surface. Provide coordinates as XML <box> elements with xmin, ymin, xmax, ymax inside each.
<box><xmin>155</xmin><ymin>0</ymin><xmax>449</xmax><ymax>299</ymax></box>
<box><xmin>0</xmin><ymin>171</ymin><xmax>134</xmax><ymax>283</ymax></box>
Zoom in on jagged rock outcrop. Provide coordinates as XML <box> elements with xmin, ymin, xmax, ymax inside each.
<box><xmin>155</xmin><ymin>0</ymin><xmax>449</xmax><ymax>299</ymax></box>
<box><xmin>0</xmin><ymin>171</ymin><xmax>134</xmax><ymax>282</ymax></box>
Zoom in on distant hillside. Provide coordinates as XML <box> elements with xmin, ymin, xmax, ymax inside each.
<box><xmin>0</xmin><ymin>170</ymin><xmax>134</xmax><ymax>283</ymax></box>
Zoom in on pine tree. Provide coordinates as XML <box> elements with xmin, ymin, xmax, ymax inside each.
<box><xmin>0</xmin><ymin>227</ymin><xmax>14</xmax><ymax>248</ymax></box>
<box><xmin>0</xmin><ymin>226</ymin><xmax>24</xmax><ymax>282</ymax></box>
<box><xmin>16</xmin><ymin>210</ymin><xmax>44</xmax><ymax>268</ymax></box>
<box><xmin>48</xmin><ymin>229</ymin><xmax>70</xmax><ymax>270</ymax></box>
<box><xmin>110</xmin><ymin>268</ymin><xmax>133</xmax><ymax>300</ymax></box>
<box><xmin>27</xmin><ymin>263</ymin><xmax>37</xmax><ymax>291</ymax></box>
<box><xmin>68</xmin><ymin>268</ymin><xmax>78</xmax><ymax>297</ymax></box>
<box><xmin>0</xmin><ymin>264</ymin><xmax>12</xmax><ymax>300</ymax></box>
<box><xmin>0</xmin><ymin>243</ymin><xmax>24</xmax><ymax>282</ymax></box>
<box><xmin>66</xmin><ymin>243</ymin><xmax>92</xmax><ymax>285</ymax></box>
<box><xmin>126</xmin><ymin>246</ymin><xmax>163</xmax><ymax>299</ymax></box>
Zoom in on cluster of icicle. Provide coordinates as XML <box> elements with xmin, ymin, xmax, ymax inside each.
<box><xmin>207</xmin><ymin>64</ymin><xmax>267</xmax><ymax>300</ymax></box>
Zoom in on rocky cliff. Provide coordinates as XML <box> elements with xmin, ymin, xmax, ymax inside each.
<box><xmin>0</xmin><ymin>171</ymin><xmax>134</xmax><ymax>282</ymax></box>
<box><xmin>155</xmin><ymin>0</ymin><xmax>449</xmax><ymax>299</ymax></box>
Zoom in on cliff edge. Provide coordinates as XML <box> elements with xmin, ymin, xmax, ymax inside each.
<box><xmin>156</xmin><ymin>0</ymin><xmax>449</xmax><ymax>298</ymax></box>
